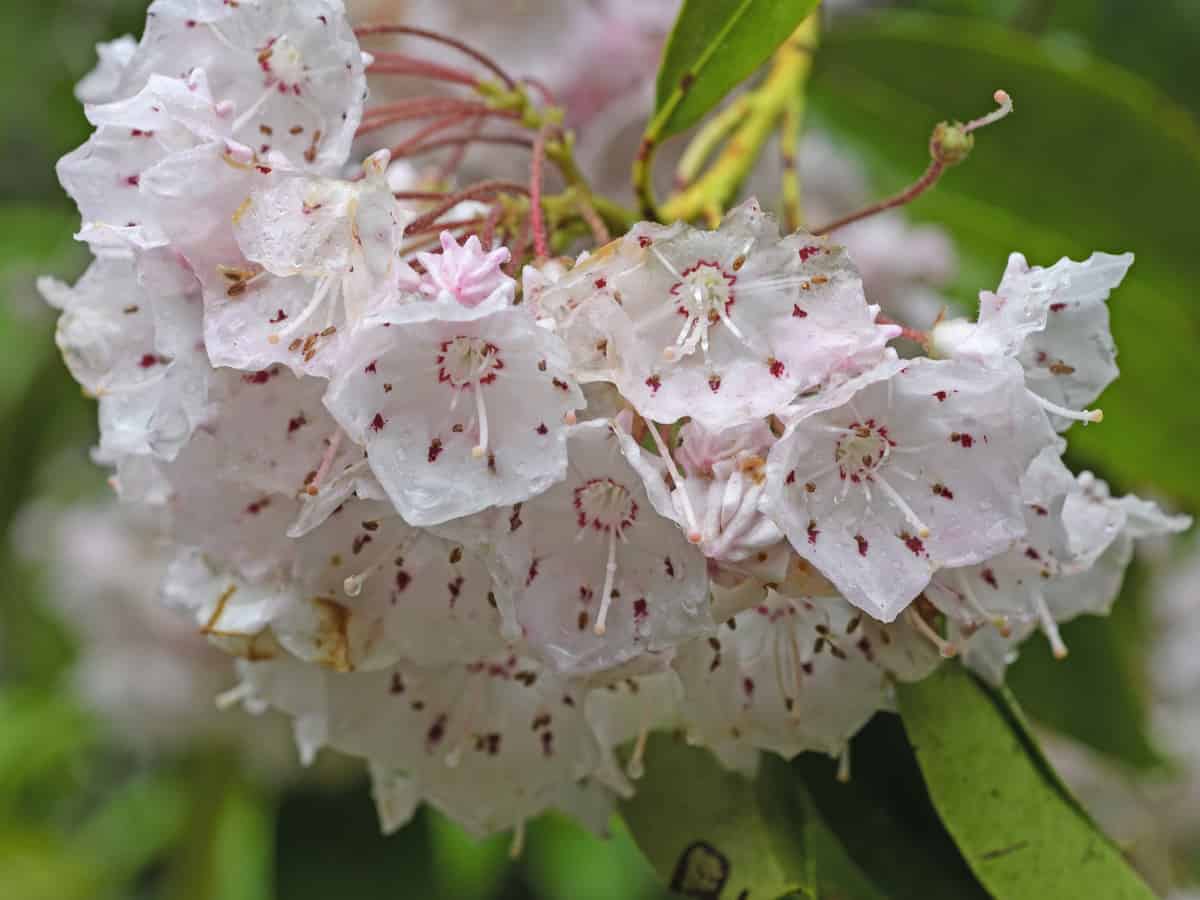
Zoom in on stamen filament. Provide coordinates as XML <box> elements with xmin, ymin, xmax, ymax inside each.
<box><xmin>646</xmin><ymin>424</ymin><xmax>703</xmax><ymax>543</ymax></box>
<box><xmin>875</xmin><ymin>474</ymin><xmax>930</xmax><ymax>539</ymax></box>
<box><xmin>1032</xmin><ymin>588</ymin><xmax>1068</xmax><ymax>659</ymax></box>
<box><xmin>907</xmin><ymin>608</ymin><xmax>957</xmax><ymax>658</ymax></box>
<box><xmin>472</xmin><ymin>382</ymin><xmax>490</xmax><ymax>458</ymax></box>
<box><xmin>593</xmin><ymin>530</ymin><xmax>620</xmax><ymax>636</ymax></box>
<box><xmin>1030</xmin><ymin>390</ymin><xmax>1102</xmax><ymax>424</ymax></box>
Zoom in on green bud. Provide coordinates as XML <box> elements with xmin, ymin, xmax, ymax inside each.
<box><xmin>929</xmin><ymin>121</ymin><xmax>974</xmax><ymax>166</ymax></box>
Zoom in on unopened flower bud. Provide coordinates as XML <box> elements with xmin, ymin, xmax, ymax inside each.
<box><xmin>930</xmin><ymin>121</ymin><xmax>975</xmax><ymax>166</ymax></box>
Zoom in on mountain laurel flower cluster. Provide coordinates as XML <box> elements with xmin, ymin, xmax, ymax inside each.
<box><xmin>42</xmin><ymin>0</ymin><xmax>1190</xmax><ymax>848</ymax></box>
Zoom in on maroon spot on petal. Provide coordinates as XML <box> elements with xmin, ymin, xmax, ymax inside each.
<box><xmin>807</xmin><ymin>520</ymin><xmax>820</xmax><ymax>545</ymax></box>
<box><xmin>638</xmin><ymin>235</ymin><xmax>652</xmax><ymax>248</ymax></box>
<box><xmin>791</xmin><ymin>304</ymin><xmax>808</xmax><ymax>318</ymax></box>
<box><xmin>933</xmin><ymin>390</ymin><xmax>948</xmax><ymax>402</ymax></box>
<box><xmin>125</xmin><ymin>174</ymin><xmax>141</xmax><ymax>187</ymax></box>
<box><xmin>1024</xmin><ymin>546</ymin><xmax>1042</xmax><ymax>561</ymax></box>
<box><xmin>633</xmin><ymin>597</ymin><xmax>648</xmax><ymax>620</ymax></box>
<box><xmin>1032</xmin><ymin>503</ymin><xmax>1049</xmax><ymax>516</ymax></box>
<box><xmin>551</xmin><ymin>377</ymin><xmax>570</xmax><ymax>392</ymax></box>
<box><xmin>268</xmin><ymin>309</ymin><xmax>288</xmax><ymax>324</ymax></box>
<box><xmin>768</xmin><ymin>357</ymin><xmax>785</xmax><ymax>378</ymax></box>
<box><xmin>540</xmin><ymin>730</ymin><xmax>554</xmax><ymax>757</ymax></box>
<box><xmin>742</xmin><ymin>677</ymin><xmax>755</xmax><ymax>697</ymax></box>
<box><xmin>389</xmin><ymin>672</ymin><xmax>405</xmax><ymax>694</ymax></box>
<box><xmin>932</xmin><ymin>482</ymin><xmax>955</xmax><ymax>500</ymax></box>
<box><xmin>364</xmin><ymin>360</ymin><xmax>377</xmax><ymax>374</ymax></box>
<box><xmin>785</xmin><ymin>470</ymin><xmax>796</xmax><ymax>485</ymax></box>
<box><xmin>287</xmin><ymin>415</ymin><xmax>307</xmax><ymax>434</ymax></box>
<box><xmin>245</xmin><ymin>497</ymin><xmax>271</xmax><ymax>516</ymax></box>
<box><xmin>370</xmin><ymin>412</ymin><xmax>386</xmax><ymax>432</ymax></box>
<box><xmin>950</xmin><ymin>432</ymin><xmax>974</xmax><ymax>448</ymax></box>
<box><xmin>645</xmin><ymin>374</ymin><xmax>661</xmax><ymax>394</ymax></box>
<box><xmin>1049</xmin><ymin>302</ymin><xmax>1067</xmax><ymax>312</ymax></box>
<box><xmin>352</xmin><ymin>534</ymin><xmax>373</xmax><ymax>555</ymax></box>
<box><xmin>855</xmin><ymin>534</ymin><xmax>869</xmax><ymax>557</ymax></box>
<box><xmin>395</xmin><ymin>570</ymin><xmax>411</xmax><ymax>593</ymax></box>
<box><xmin>663</xmin><ymin>557</ymin><xmax>675</xmax><ymax>578</ymax></box>
<box><xmin>242</xmin><ymin>369</ymin><xmax>272</xmax><ymax>385</ymax></box>
<box><xmin>447</xmin><ymin>576</ymin><xmax>464</xmax><ymax>605</ymax></box>
<box><xmin>525</xmin><ymin>559</ymin><xmax>539</xmax><ymax>586</ymax></box>
<box><xmin>981</xmin><ymin>567</ymin><xmax>998</xmax><ymax>589</ymax></box>
<box><xmin>536</xmin><ymin>422</ymin><xmax>549</xmax><ymax>436</ymax></box>
<box><xmin>138</xmin><ymin>354</ymin><xmax>161</xmax><ymax>368</ymax></box>
<box><xmin>426</xmin><ymin>714</ymin><xmax>447</xmax><ymax>749</ymax></box>
<box><xmin>902</xmin><ymin>532</ymin><xmax>925</xmax><ymax>556</ymax></box>
<box><xmin>427</xmin><ymin>437</ymin><xmax>443</xmax><ymax>462</ymax></box>
<box><xmin>708</xmin><ymin>374</ymin><xmax>722</xmax><ymax>393</ymax></box>
<box><xmin>594</xmin><ymin>277</ymin><xmax>607</xmax><ymax>289</ymax></box>
<box><xmin>797</xmin><ymin>245</ymin><xmax>822</xmax><ymax>262</ymax></box>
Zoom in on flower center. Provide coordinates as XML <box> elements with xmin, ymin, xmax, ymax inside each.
<box><xmin>437</xmin><ymin>337</ymin><xmax>503</xmax><ymax>389</ymax></box>
<box><xmin>259</xmin><ymin>35</ymin><xmax>308</xmax><ymax>93</ymax></box>
<box><xmin>666</xmin><ymin>260</ymin><xmax>739</xmax><ymax>359</ymax></box>
<box><xmin>573</xmin><ymin>478</ymin><xmax>638</xmax><ymax>535</ymax></box>
<box><xmin>834</xmin><ymin>420</ymin><xmax>895</xmax><ymax>483</ymax></box>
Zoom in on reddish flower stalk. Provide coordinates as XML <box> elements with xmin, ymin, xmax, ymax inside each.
<box><xmin>877</xmin><ymin>313</ymin><xmax>929</xmax><ymax>346</ymax></box>
<box><xmin>436</xmin><ymin>114</ymin><xmax>484</xmax><ymax>181</ymax></box>
<box><xmin>396</xmin><ymin>133</ymin><xmax>535</xmax><ymax>159</ymax></box>
<box><xmin>574</xmin><ymin>192</ymin><xmax>611</xmax><ymax>245</ymax></box>
<box><xmin>357</xmin><ymin>100</ymin><xmax>516</xmax><ymax>138</ymax></box>
<box><xmin>367</xmin><ymin>52</ymin><xmax>481</xmax><ymax>87</ymax></box>
<box><xmin>403</xmin><ymin>216</ymin><xmax>487</xmax><ymax>239</ymax></box>
<box><xmin>384</xmin><ymin>114</ymin><xmax>477</xmax><ymax>160</ymax></box>
<box><xmin>403</xmin><ymin>180</ymin><xmax>531</xmax><ymax>237</ymax></box>
<box><xmin>811</xmin><ymin>90</ymin><xmax>1013</xmax><ymax>236</ymax></box>
<box><xmin>481</xmin><ymin>202</ymin><xmax>505</xmax><ymax>250</ymax></box>
<box><xmin>355</xmin><ymin>24</ymin><xmax>516</xmax><ymax>88</ymax></box>
<box><xmin>529</xmin><ymin>125</ymin><xmax>550</xmax><ymax>262</ymax></box>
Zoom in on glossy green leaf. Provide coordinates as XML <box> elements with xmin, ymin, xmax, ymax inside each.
<box><xmin>619</xmin><ymin>733</ymin><xmax>813</xmax><ymax>898</ymax></box>
<box><xmin>793</xmin><ymin>715</ymin><xmax>988</xmax><ymax>900</ymax></box>
<box><xmin>522</xmin><ymin>814</ymin><xmax>668</xmax><ymax>900</ymax></box>
<box><xmin>652</xmin><ymin>0</ymin><xmax>820</xmax><ymax>139</ymax></box>
<box><xmin>812</xmin><ymin>12</ymin><xmax>1200</xmax><ymax>505</ymax></box>
<box><xmin>896</xmin><ymin>665</ymin><xmax>1157</xmax><ymax>899</ymax></box>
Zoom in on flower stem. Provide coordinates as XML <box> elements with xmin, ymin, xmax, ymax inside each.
<box><xmin>638</xmin><ymin>14</ymin><xmax>820</xmax><ymax>223</ymax></box>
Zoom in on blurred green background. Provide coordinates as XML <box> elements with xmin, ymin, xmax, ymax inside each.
<box><xmin>2</xmin><ymin>1</ymin><xmax>1198</xmax><ymax>897</ymax></box>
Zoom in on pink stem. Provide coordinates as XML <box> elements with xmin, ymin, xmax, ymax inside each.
<box><xmin>367</xmin><ymin>53</ymin><xmax>481</xmax><ymax>87</ymax></box>
<box><xmin>355</xmin><ymin>24</ymin><xmax>516</xmax><ymax>88</ymax></box>
<box><xmin>403</xmin><ymin>181</ymin><xmax>531</xmax><ymax>237</ymax></box>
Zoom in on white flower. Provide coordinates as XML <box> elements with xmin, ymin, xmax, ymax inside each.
<box><xmin>39</xmin><ymin>250</ymin><xmax>212</xmax><ymax>461</ymax></box>
<box><xmin>76</xmin><ymin>35</ymin><xmax>139</xmax><ymax>105</ymax></box>
<box><xmin>764</xmin><ymin>356</ymin><xmax>1050</xmax><ymax>621</ymax></box>
<box><xmin>621</xmin><ymin>419</ymin><xmax>789</xmax><ymax>581</ymax></box>
<box><xmin>672</xmin><ymin>590</ymin><xmax>940</xmax><ymax>761</ymax></box>
<box><xmin>57</xmin><ymin>70</ymin><xmax>235</xmax><ymax>253</ymax></box>
<box><xmin>483</xmin><ymin>420</ymin><xmax>711</xmax><ymax>677</ymax></box>
<box><xmin>233</xmin><ymin>652</ymin><xmax>613</xmax><ymax>840</ymax></box>
<box><xmin>324</xmin><ymin>292</ymin><xmax>584</xmax><ymax>526</ymax></box>
<box><xmin>929</xmin><ymin>446</ymin><xmax>1191</xmax><ymax>683</ymax></box>
<box><xmin>120</xmin><ymin>0</ymin><xmax>367</xmax><ymax>172</ymax></box>
<box><xmin>537</xmin><ymin>200</ymin><xmax>897</xmax><ymax>428</ymax></box>
<box><xmin>930</xmin><ymin>251</ymin><xmax>1133</xmax><ymax>430</ymax></box>
<box><xmin>200</xmin><ymin>151</ymin><xmax>409</xmax><ymax>378</ymax></box>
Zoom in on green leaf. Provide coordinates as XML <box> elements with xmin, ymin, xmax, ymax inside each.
<box><xmin>793</xmin><ymin>715</ymin><xmax>989</xmax><ymax>900</ymax></box>
<box><xmin>811</xmin><ymin>12</ymin><xmax>1200</xmax><ymax>505</ymax></box>
<box><xmin>652</xmin><ymin>0</ymin><xmax>821</xmax><ymax>139</ymax></box>
<box><xmin>896</xmin><ymin>665</ymin><xmax>1157</xmax><ymax>899</ymax></box>
<box><xmin>619</xmin><ymin>733</ymin><xmax>813</xmax><ymax>899</ymax></box>
<box><xmin>522</xmin><ymin>814</ymin><xmax>668</xmax><ymax>900</ymax></box>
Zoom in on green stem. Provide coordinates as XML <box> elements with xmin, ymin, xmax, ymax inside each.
<box><xmin>659</xmin><ymin>15</ymin><xmax>819</xmax><ymax>224</ymax></box>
